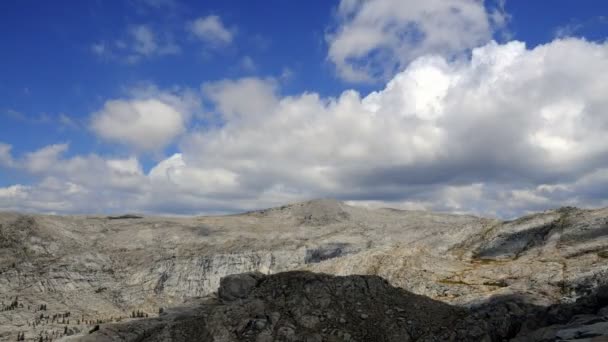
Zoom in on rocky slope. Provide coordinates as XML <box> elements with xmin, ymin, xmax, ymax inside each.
<box><xmin>79</xmin><ymin>271</ymin><xmax>608</xmax><ymax>341</ymax></box>
<box><xmin>0</xmin><ymin>200</ymin><xmax>607</xmax><ymax>340</ymax></box>
<box><xmin>307</xmin><ymin>206</ymin><xmax>608</xmax><ymax>307</ymax></box>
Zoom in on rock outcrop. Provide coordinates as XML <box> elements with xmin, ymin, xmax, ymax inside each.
<box><xmin>1</xmin><ymin>200</ymin><xmax>608</xmax><ymax>340</ymax></box>
<box><xmin>79</xmin><ymin>271</ymin><xmax>608</xmax><ymax>341</ymax></box>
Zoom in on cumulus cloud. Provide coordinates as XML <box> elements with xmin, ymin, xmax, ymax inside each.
<box><xmin>202</xmin><ymin>77</ymin><xmax>278</xmax><ymax>120</ymax></box>
<box><xmin>91</xmin><ymin>99</ymin><xmax>184</xmax><ymax>152</ymax></box>
<box><xmin>0</xmin><ymin>141</ymin><xmax>151</xmax><ymax>213</ymax></box>
<box><xmin>326</xmin><ymin>0</ymin><xmax>504</xmax><ymax>82</ymax></box>
<box><xmin>90</xmin><ymin>88</ymin><xmax>200</xmax><ymax>152</ymax></box>
<box><xmin>24</xmin><ymin>143</ymin><xmax>69</xmax><ymax>173</ymax></box>
<box><xmin>189</xmin><ymin>15</ymin><xmax>234</xmax><ymax>46</ymax></box>
<box><xmin>180</xmin><ymin>38</ymin><xmax>608</xmax><ymax>216</ymax></box>
<box><xmin>3</xmin><ymin>38</ymin><xmax>608</xmax><ymax>217</ymax></box>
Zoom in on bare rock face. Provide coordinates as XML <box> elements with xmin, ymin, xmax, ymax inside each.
<box><xmin>218</xmin><ymin>272</ymin><xmax>263</xmax><ymax>301</ymax></box>
<box><xmin>1</xmin><ymin>200</ymin><xmax>608</xmax><ymax>340</ymax></box>
<box><xmin>247</xmin><ymin>199</ymin><xmax>351</xmax><ymax>226</ymax></box>
<box><xmin>308</xmin><ymin>206</ymin><xmax>608</xmax><ymax>307</ymax></box>
<box><xmin>80</xmin><ymin>272</ymin><xmax>608</xmax><ymax>342</ymax></box>
<box><xmin>80</xmin><ymin>272</ymin><xmax>466</xmax><ymax>341</ymax></box>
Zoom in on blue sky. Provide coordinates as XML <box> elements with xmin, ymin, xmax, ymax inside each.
<box><xmin>1</xmin><ymin>0</ymin><xmax>608</xmax><ymax>217</ymax></box>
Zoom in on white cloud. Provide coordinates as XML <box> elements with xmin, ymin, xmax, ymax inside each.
<box><xmin>91</xmin><ymin>99</ymin><xmax>186</xmax><ymax>152</ymax></box>
<box><xmin>202</xmin><ymin>77</ymin><xmax>278</xmax><ymax>121</ymax></box>
<box><xmin>189</xmin><ymin>15</ymin><xmax>234</xmax><ymax>45</ymax></box>
<box><xmin>4</xmin><ymin>38</ymin><xmax>608</xmax><ymax>217</ymax></box>
<box><xmin>0</xmin><ymin>185</ymin><xmax>28</xmax><ymax>199</ymax></box>
<box><xmin>107</xmin><ymin>157</ymin><xmax>144</xmax><ymax>175</ymax></box>
<box><xmin>93</xmin><ymin>25</ymin><xmax>180</xmax><ymax>63</ymax></box>
<box><xmin>554</xmin><ymin>16</ymin><xmax>608</xmax><ymax>39</ymax></box>
<box><xmin>239</xmin><ymin>56</ymin><xmax>256</xmax><ymax>72</ymax></box>
<box><xmin>129</xmin><ymin>25</ymin><xmax>180</xmax><ymax>60</ymax></box>
<box><xmin>180</xmin><ymin>38</ymin><xmax>608</xmax><ymax>215</ymax></box>
<box><xmin>24</xmin><ymin>143</ymin><xmax>69</xmax><ymax>173</ymax></box>
<box><xmin>89</xmin><ymin>86</ymin><xmax>200</xmax><ymax>152</ymax></box>
<box><xmin>0</xmin><ymin>150</ymin><xmax>149</xmax><ymax>213</ymax></box>
<box><xmin>0</xmin><ymin>143</ymin><xmax>15</xmax><ymax>167</ymax></box>
<box><xmin>326</xmin><ymin>0</ymin><xmax>500</xmax><ymax>82</ymax></box>
<box><xmin>3</xmin><ymin>109</ymin><xmax>51</xmax><ymax>124</ymax></box>
<box><xmin>149</xmin><ymin>153</ymin><xmax>239</xmax><ymax>193</ymax></box>
<box><xmin>130</xmin><ymin>25</ymin><xmax>158</xmax><ymax>56</ymax></box>
<box><xmin>58</xmin><ymin>113</ymin><xmax>79</xmax><ymax>129</ymax></box>
<box><xmin>280</xmin><ymin>67</ymin><xmax>294</xmax><ymax>82</ymax></box>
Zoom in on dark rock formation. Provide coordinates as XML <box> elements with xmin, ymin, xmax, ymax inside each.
<box><xmin>218</xmin><ymin>272</ymin><xmax>264</xmax><ymax>301</ymax></box>
<box><xmin>107</xmin><ymin>214</ymin><xmax>143</xmax><ymax>220</ymax></box>
<box><xmin>80</xmin><ymin>271</ymin><xmax>608</xmax><ymax>341</ymax></box>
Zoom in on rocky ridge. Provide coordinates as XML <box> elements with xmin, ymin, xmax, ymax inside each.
<box><xmin>0</xmin><ymin>200</ymin><xmax>607</xmax><ymax>340</ymax></box>
<box><xmin>80</xmin><ymin>271</ymin><xmax>608</xmax><ymax>341</ymax></box>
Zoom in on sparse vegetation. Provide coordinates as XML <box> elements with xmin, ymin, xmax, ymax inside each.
<box><xmin>131</xmin><ymin>310</ymin><xmax>148</xmax><ymax>318</ymax></box>
<box><xmin>2</xmin><ymin>202</ymin><xmax>608</xmax><ymax>339</ymax></box>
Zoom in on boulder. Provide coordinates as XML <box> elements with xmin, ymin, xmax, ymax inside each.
<box><xmin>218</xmin><ymin>272</ymin><xmax>263</xmax><ymax>301</ymax></box>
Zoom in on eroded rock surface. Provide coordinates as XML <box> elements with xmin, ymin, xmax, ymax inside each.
<box><xmin>79</xmin><ymin>272</ymin><xmax>608</xmax><ymax>342</ymax></box>
<box><xmin>1</xmin><ymin>200</ymin><xmax>608</xmax><ymax>340</ymax></box>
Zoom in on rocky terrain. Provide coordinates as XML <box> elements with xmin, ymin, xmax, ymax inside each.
<box><xmin>80</xmin><ymin>271</ymin><xmax>608</xmax><ymax>342</ymax></box>
<box><xmin>0</xmin><ymin>199</ymin><xmax>607</xmax><ymax>341</ymax></box>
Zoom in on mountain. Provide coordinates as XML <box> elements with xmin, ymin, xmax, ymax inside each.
<box><xmin>0</xmin><ymin>200</ymin><xmax>607</xmax><ymax>340</ymax></box>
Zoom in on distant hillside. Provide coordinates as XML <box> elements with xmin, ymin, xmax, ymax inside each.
<box><xmin>0</xmin><ymin>200</ymin><xmax>607</xmax><ymax>340</ymax></box>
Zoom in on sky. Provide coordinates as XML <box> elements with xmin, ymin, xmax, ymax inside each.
<box><xmin>1</xmin><ymin>0</ymin><xmax>608</xmax><ymax>218</ymax></box>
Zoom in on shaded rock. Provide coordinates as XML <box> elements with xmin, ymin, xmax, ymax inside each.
<box><xmin>81</xmin><ymin>272</ymin><xmax>608</xmax><ymax>342</ymax></box>
<box><xmin>305</xmin><ymin>242</ymin><xmax>354</xmax><ymax>263</ymax></box>
<box><xmin>218</xmin><ymin>272</ymin><xmax>263</xmax><ymax>302</ymax></box>
<box><xmin>107</xmin><ymin>214</ymin><xmax>143</xmax><ymax>220</ymax></box>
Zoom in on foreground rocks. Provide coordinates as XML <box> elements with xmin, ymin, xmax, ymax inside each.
<box><xmin>80</xmin><ymin>271</ymin><xmax>608</xmax><ymax>341</ymax></box>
